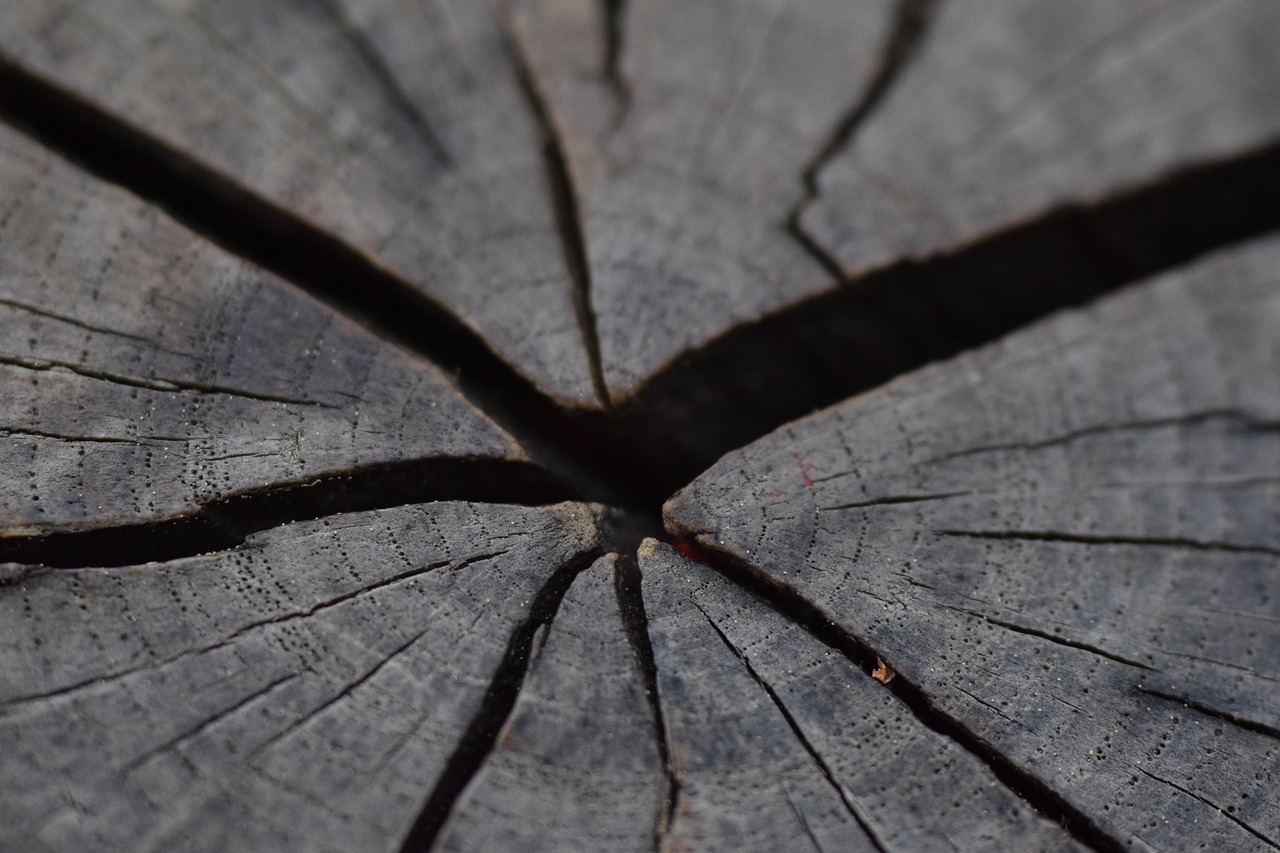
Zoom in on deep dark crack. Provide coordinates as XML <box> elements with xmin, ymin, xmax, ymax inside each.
<box><xmin>0</xmin><ymin>458</ymin><xmax>566</xmax><ymax>568</ymax></box>
<box><xmin>666</xmin><ymin>535</ymin><xmax>1128</xmax><ymax>853</ymax></box>
<box><xmin>396</xmin><ymin>549</ymin><xmax>601</xmax><ymax>853</ymax></box>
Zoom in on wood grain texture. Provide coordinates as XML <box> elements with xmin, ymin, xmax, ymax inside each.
<box><xmin>639</xmin><ymin>540</ymin><xmax>1081</xmax><ymax>852</ymax></box>
<box><xmin>0</xmin><ymin>500</ymin><xmax>603</xmax><ymax>853</ymax></box>
<box><xmin>0</xmin><ymin>123</ymin><xmax>533</xmax><ymax>539</ymax></box>
<box><xmin>434</xmin><ymin>555</ymin><xmax>665</xmax><ymax>852</ymax></box>
<box><xmin>513</xmin><ymin>0</ymin><xmax>1280</xmax><ymax>404</ymax></box>
<box><xmin>511</xmin><ymin>0</ymin><xmax>896</xmax><ymax>400</ymax></box>
<box><xmin>799</xmin><ymin>0</ymin><xmax>1280</xmax><ymax>278</ymax></box>
<box><xmin>667</xmin><ymin>235</ymin><xmax>1280</xmax><ymax>850</ymax></box>
<box><xmin>0</xmin><ymin>0</ymin><xmax>598</xmax><ymax>405</ymax></box>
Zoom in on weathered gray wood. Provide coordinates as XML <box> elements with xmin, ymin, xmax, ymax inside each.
<box><xmin>0</xmin><ymin>0</ymin><xmax>598</xmax><ymax>405</ymax></box>
<box><xmin>800</xmin><ymin>0</ymin><xmax>1280</xmax><ymax>278</ymax></box>
<box><xmin>512</xmin><ymin>0</ymin><xmax>895</xmax><ymax>400</ymax></box>
<box><xmin>514</xmin><ymin>0</ymin><xmax>1280</xmax><ymax>404</ymax></box>
<box><xmin>667</xmin><ymin>236</ymin><xmax>1280</xmax><ymax>850</ymax></box>
<box><xmin>0</xmin><ymin>500</ymin><xmax>603</xmax><ymax>853</ymax></box>
<box><xmin>639</xmin><ymin>539</ymin><xmax>1081</xmax><ymax>852</ymax></box>
<box><xmin>434</xmin><ymin>555</ymin><xmax>665</xmax><ymax>852</ymax></box>
<box><xmin>0</xmin><ymin>123</ymin><xmax>528</xmax><ymax>537</ymax></box>
<box><xmin>2</xmin><ymin>3</ymin><xmax>1278</xmax><ymax>850</ymax></box>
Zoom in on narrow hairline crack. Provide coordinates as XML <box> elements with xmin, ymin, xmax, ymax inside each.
<box><xmin>786</xmin><ymin>0</ymin><xmax>939</xmax><ymax>278</ymax></box>
<box><xmin>602</xmin><ymin>0</ymin><xmax>632</xmax><ymax>128</ymax></box>
<box><xmin>0</xmin><ymin>550</ymin><xmax>505</xmax><ymax>714</ymax></box>
<box><xmin>937</xmin><ymin>528</ymin><xmax>1280</xmax><ymax>559</ymax></box>
<box><xmin>310</xmin><ymin>0</ymin><xmax>453</xmax><ymax>165</ymax></box>
<box><xmin>689</xmin><ymin>597</ymin><xmax>890</xmax><ymax>853</ymax></box>
<box><xmin>1134</xmin><ymin>686</ymin><xmax>1280</xmax><ymax>744</ymax></box>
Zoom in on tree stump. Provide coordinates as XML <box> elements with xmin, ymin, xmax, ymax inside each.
<box><xmin>1</xmin><ymin>1</ymin><xmax>1277</xmax><ymax>850</ymax></box>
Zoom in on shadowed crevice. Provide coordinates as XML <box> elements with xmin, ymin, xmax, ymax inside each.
<box><xmin>615</xmin><ymin>553</ymin><xmax>681</xmax><ymax>851</ymax></box>
<box><xmin>0</xmin><ymin>51</ymin><xmax>633</xmax><ymax>509</ymax></box>
<box><xmin>6</xmin><ymin>48</ymin><xmax>1280</xmax><ymax>511</ymax></box>
<box><xmin>617</xmin><ymin>134</ymin><xmax>1280</xmax><ymax>496</ymax></box>
<box><xmin>504</xmin><ymin>18</ymin><xmax>613</xmax><ymax>410</ymax></box>
<box><xmin>689</xmin><ymin>598</ymin><xmax>890</xmax><ymax>853</ymax></box>
<box><xmin>665</xmin><ymin>534</ymin><xmax>1127</xmax><ymax>853</ymax></box>
<box><xmin>0</xmin><ymin>457</ymin><xmax>568</xmax><ymax>568</ymax></box>
<box><xmin>396</xmin><ymin>548</ymin><xmax>602</xmax><ymax>853</ymax></box>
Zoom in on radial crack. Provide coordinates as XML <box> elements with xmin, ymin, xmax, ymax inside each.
<box><xmin>0</xmin><ymin>353</ymin><xmax>334</xmax><ymax>407</ymax></box>
<box><xmin>614</xmin><ymin>552</ymin><xmax>681</xmax><ymax>851</ymax></box>
<box><xmin>689</xmin><ymin>599</ymin><xmax>890</xmax><ymax>853</ymax></box>
<box><xmin>940</xmin><ymin>604</ymin><xmax>1158</xmax><ymax>671</ymax></box>
<box><xmin>602</xmin><ymin>0</ymin><xmax>632</xmax><ymax>125</ymax></box>
<box><xmin>0</xmin><ymin>458</ymin><xmax>567</xmax><ymax>568</ymax></box>
<box><xmin>0</xmin><ymin>51</ymin><xmax>631</xmax><ymax>507</ymax></box>
<box><xmin>1135</xmin><ymin>767</ymin><xmax>1280</xmax><ymax>850</ymax></box>
<box><xmin>309</xmin><ymin>0</ymin><xmax>453</xmax><ymax>164</ymax></box>
<box><xmin>1135</xmin><ymin>686</ymin><xmax>1280</xmax><ymax>743</ymax></box>
<box><xmin>926</xmin><ymin>409</ymin><xmax>1280</xmax><ymax>463</ymax></box>
<box><xmin>787</xmin><ymin>0</ymin><xmax>939</xmax><ymax>277</ymax></box>
<box><xmin>395</xmin><ymin>549</ymin><xmax>602</xmax><ymax>853</ymax></box>
<box><xmin>668</xmin><ymin>535</ymin><xmax>1128</xmax><ymax>853</ymax></box>
<box><xmin>937</xmin><ymin>529</ymin><xmax>1280</xmax><ymax>559</ymax></box>
<box><xmin>504</xmin><ymin>15</ymin><xmax>612</xmax><ymax>409</ymax></box>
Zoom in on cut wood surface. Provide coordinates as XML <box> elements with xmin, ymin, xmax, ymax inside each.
<box><xmin>514</xmin><ymin>0</ymin><xmax>1280</xmax><ymax>403</ymax></box>
<box><xmin>1</xmin><ymin>2</ymin><xmax>1279</xmax><ymax>851</ymax></box>
<box><xmin>0</xmin><ymin>123</ymin><xmax>536</xmax><ymax>542</ymax></box>
<box><xmin>433</xmin><ymin>555</ymin><xmax>665</xmax><ymax>852</ymax></box>
<box><xmin>639</xmin><ymin>540</ymin><xmax>1081</xmax><ymax>852</ymax></box>
<box><xmin>799</xmin><ymin>0</ymin><xmax>1280</xmax><ymax>278</ymax></box>
<box><xmin>0</xmin><ymin>501</ymin><xmax>603</xmax><ymax>853</ymax></box>
<box><xmin>0</xmin><ymin>0</ymin><xmax>598</xmax><ymax>405</ymax></box>
<box><xmin>666</xmin><ymin>236</ymin><xmax>1280</xmax><ymax>850</ymax></box>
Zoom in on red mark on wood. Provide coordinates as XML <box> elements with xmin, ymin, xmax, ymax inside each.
<box><xmin>672</xmin><ymin>538</ymin><xmax>703</xmax><ymax>561</ymax></box>
<box><xmin>791</xmin><ymin>452</ymin><xmax>815</xmax><ymax>488</ymax></box>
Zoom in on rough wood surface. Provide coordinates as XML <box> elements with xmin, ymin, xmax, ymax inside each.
<box><xmin>511</xmin><ymin>0</ymin><xmax>895</xmax><ymax>399</ymax></box>
<box><xmin>0</xmin><ymin>501</ymin><xmax>602</xmax><ymax>853</ymax></box>
<box><xmin>639</xmin><ymin>540</ymin><xmax>1080</xmax><ymax>852</ymax></box>
<box><xmin>799</xmin><ymin>0</ymin><xmax>1280</xmax><ymax>278</ymax></box>
<box><xmin>1</xmin><ymin>2</ymin><xmax>1279</xmax><ymax>851</ymax></box>
<box><xmin>0</xmin><ymin>123</ymin><xmax>535</xmax><ymax>540</ymax></box>
<box><xmin>434</xmin><ymin>555</ymin><xmax>665</xmax><ymax>852</ymax></box>
<box><xmin>667</xmin><ymin>236</ymin><xmax>1280</xmax><ymax>850</ymax></box>
<box><xmin>0</xmin><ymin>0</ymin><xmax>598</xmax><ymax>405</ymax></box>
<box><xmin>0</xmin><ymin>121</ymin><xmax>540</xmax><ymax>537</ymax></box>
<box><xmin>513</xmin><ymin>0</ymin><xmax>1280</xmax><ymax>403</ymax></box>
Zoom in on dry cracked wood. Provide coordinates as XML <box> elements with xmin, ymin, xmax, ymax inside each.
<box><xmin>2</xmin><ymin>2</ymin><xmax>1280</xmax><ymax>852</ymax></box>
<box><xmin>0</xmin><ymin>122</ymin><xmax>540</xmax><ymax>544</ymax></box>
<box><xmin>0</xmin><ymin>501</ymin><xmax>603</xmax><ymax>853</ymax></box>
<box><xmin>638</xmin><ymin>540</ymin><xmax>1081</xmax><ymax>851</ymax></box>
<box><xmin>667</xmin><ymin>235</ymin><xmax>1280</xmax><ymax>850</ymax></box>
<box><xmin>433</xmin><ymin>555</ymin><xmax>665</xmax><ymax>852</ymax></box>
<box><xmin>0</xmin><ymin>0</ymin><xmax>598</xmax><ymax>405</ymax></box>
<box><xmin>512</xmin><ymin>0</ymin><xmax>1280</xmax><ymax>404</ymax></box>
<box><xmin>799</xmin><ymin>0</ymin><xmax>1280</xmax><ymax>278</ymax></box>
